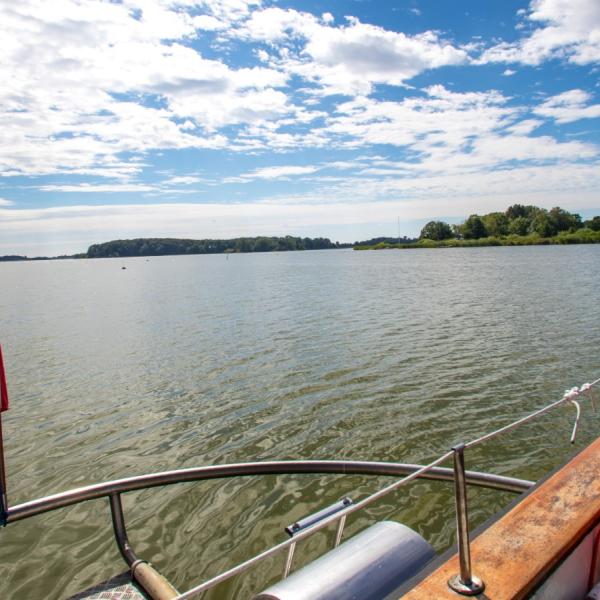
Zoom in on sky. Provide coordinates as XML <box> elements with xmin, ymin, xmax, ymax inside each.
<box><xmin>1</xmin><ymin>0</ymin><xmax>600</xmax><ymax>255</ymax></box>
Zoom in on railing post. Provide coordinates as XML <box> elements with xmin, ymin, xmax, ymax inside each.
<box><xmin>283</xmin><ymin>542</ymin><xmax>296</xmax><ymax>578</ymax></box>
<box><xmin>334</xmin><ymin>514</ymin><xmax>347</xmax><ymax>548</ymax></box>
<box><xmin>448</xmin><ymin>443</ymin><xmax>485</xmax><ymax>596</ymax></box>
<box><xmin>109</xmin><ymin>494</ymin><xmax>179</xmax><ymax>599</ymax></box>
<box><xmin>109</xmin><ymin>492</ymin><xmax>142</xmax><ymax>568</ymax></box>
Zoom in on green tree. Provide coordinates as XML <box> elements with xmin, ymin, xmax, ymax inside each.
<box><xmin>462</xmin><ymin>215</ymin><xmax>488</xmax><ymax>239</ymax></box>
<box><xmin>508</xmin><ymin>217</ymin><xmax>530</xmax><ymax>236</ymax></box>
<box><xmin>506</xmin><ymin>204</ymin><xmax>528</xmax><ymax>220</ymax></box>
<box><xmin>451</xmin><ymin>224</ymin><xmax>464</xmax><ymax>239</ymax></box>
<box><xmin>506</xmin><ymin>204</ymin><xmax>538</xmax><ymax>220</ymax></box>
<box><xmin>548</xmin><ymin>207</ymin><xmax>582</xmax><ymax>232</ymax></box>
<box><xmin>529</xmin><ymin>212</ymin><xmax>556</xmax><ymax>237</ymax></box>
<box><xmin>584</xmin><ymin>216</ymin><xmax>600</xmax><ymax>231</ymax></box>
<box><xmin>482</xmin><ymin>212</ymin><xmax>509</xmax><ymax>237</ymax></box>
<box><xmin>420</xmin><ymin>221</ymin><xmax>453</xmax><ymax>241</ymax></box>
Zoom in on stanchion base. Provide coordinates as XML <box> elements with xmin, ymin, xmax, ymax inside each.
<box><xmin>447</xmin><ymin>574</ymin><xmax>485</xmax><ymax>596</ymax></box>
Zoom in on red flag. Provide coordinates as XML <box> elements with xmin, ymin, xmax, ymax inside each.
<box><xmin>0</xmin><ymin>345</ymin><xmax>8</xmax><ymax>412</ymax></box>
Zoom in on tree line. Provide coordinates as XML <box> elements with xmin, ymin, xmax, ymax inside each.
<box><xmin>352</xmin><ymin>236</ymin><xmax>417</xmax><ymax>246</ymax></box>
<box><xmin>420</xmin><ymin>206</ymin><xmax>600</xmax><ymax>241</ymax></box>
<box><xmin>87</xmin><ymin>236</ymin><xmax>345</xmax><ymax>258</ymax></box>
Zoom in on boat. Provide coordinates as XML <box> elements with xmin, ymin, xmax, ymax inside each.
<box><xmin>1</xmin><ymin>345</ymin><xmax>599</xmax><ymax>599</ymax></box>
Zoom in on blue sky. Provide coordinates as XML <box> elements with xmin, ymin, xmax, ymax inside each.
<box><xmin>1</xmin><ymin>0</ymin><xmax>600</xmax><ymax>255</ymax></box>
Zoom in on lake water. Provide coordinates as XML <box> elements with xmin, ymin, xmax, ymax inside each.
<box><xmin>0</xmin><ymin>246</ymin><xmax>598</xmax><ymax>599</ymax></box>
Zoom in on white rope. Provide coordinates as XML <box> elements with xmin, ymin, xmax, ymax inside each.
<box><xmin>559</xmin><ymin>380</ymin><xmax>600</xmax><ymax>443</ymax></box>
<box><xmin>580</xmin><ymin>381</ymin><xmax>597</xmax><ymax>411</ymax></box>
<box><xmin>563</xmin><ymin>386</ymin><xmax>581</xmax><ymax>401</ymax></box>
<box><xmin>569</xmin><ymin>400</ymin><xmax>582</xmax><ymax>443</ymax></box>
<box><xmin>560</xmin><ymin>380</ymin><xmax>599</xmax><ymax>441</ymax></box>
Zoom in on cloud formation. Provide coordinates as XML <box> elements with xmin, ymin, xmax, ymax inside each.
<box><xmin>0</xmin><ymin>1</ymin><xmax>285</xmax><ymax>177</ymax></box>
<box><xmin>481</xmin><ymin>0</ymin><xmax>600</xmax><ymax>65</ymax></box>
<box><xmin>241</xmin><ymin>8</ymin><xmax>467</xmax><ymax>94</ymax></box>
<box><xmin>535</xmin><ymin>89</ymin><xmax>600</xmax><ymax>123</ymax></box>
<box><xmin>0</xmin><ymin>0</ymin><xmax>599</xmax><ymax>254</ymax></box>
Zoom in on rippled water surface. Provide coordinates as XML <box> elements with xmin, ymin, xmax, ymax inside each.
<box><xmin>0</xmin><ymin>246</ymin><xmax>598</xmax><ymax>599</ymax></box>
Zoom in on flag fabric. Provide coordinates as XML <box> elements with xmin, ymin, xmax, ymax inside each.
<box><xmin>0</xmin><ymin>345</ymin><xmax>8</xmax><ymax>412</ymax></box>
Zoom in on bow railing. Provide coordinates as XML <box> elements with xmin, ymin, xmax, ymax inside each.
<box><xmin>1</xmin><ymin>377</ymin><xmax>598</xmax><ymax>600</ymax></box>
<box><xmin>174</xmin><ymin>377</ymin><xmax>599</xmax><ymax>599</ymax></box>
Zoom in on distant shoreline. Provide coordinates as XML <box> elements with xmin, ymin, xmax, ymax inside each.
<box><xmin>354</xmin><ymin>229</ymin><xmax>600</xmax><ymax>250</ymax></box>
<box><xmin>0</xmin><ymin>254</ymin><xmax>80</xmax><ymax>262</ymax></box>
<box><xmin>4</xmin><ymin>227</ymin><xmax>600</xmax><ymax>262</ymax></box>
<box><xmin>0</xmin><ymin>236</ymin><xmax>352</xmax><ymax>262</ymax></box>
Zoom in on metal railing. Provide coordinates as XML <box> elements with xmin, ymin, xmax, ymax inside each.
<box><xmin>173</xmin><ymin>378</ymin><xmax>598</xmax><ymax>599</ymax></box>
<box><xmin>4</xmin><ymin>461</ymin><xmax>531</xmax><ymax>524</ymax></box>
<box><xmin>1</xmin><ymin>378</ymin><xmax>597</xmax><ymax>599</ymax></box>
<box><xmin>3</xmin><ymin>460</ymin><xmax>532</xmax><ymax>599</ymax></box>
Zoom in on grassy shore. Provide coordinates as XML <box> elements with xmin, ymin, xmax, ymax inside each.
<box><xmin>354</xmin><ymin>228</ymin><xmax>600</xmax><ymax>250</ymax></box>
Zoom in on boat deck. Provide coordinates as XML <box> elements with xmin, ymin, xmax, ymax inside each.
<box><xmin>67</xmin><ymin>572</ymin><xmax>147</xmax><ymax>600</ymax></box>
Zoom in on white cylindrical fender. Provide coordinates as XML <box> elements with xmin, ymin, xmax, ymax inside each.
<box><xmin>254</xmin><ymin>521</ymin><xmax>435</xmax><ymax>600</ymax></box>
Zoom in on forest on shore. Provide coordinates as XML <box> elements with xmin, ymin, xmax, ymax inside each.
<box><xmin>87</xmin><ymin>236</ymin><xmax>347</xmax><ymax>257</ymax></box>
<box><xmin>356</xmin><ymin>205</ymin><xmax>600</xmax><ymax>250</ymax></box>
<box><xmin>0</xmin><ymin>236</ymin><xmax>348</xmax><ymax>261</ymax></box>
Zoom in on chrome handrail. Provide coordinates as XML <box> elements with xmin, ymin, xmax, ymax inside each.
<box><xmin>3</xmin><ymin>461</ymin><xmax>532</xmax><ymax>599</ymax></box>
<box><xmin>175</xmin><ymin>379</ymin><xmax>599</xmax><ymax>599</ymax></box>
<box><xmin>2</xmin><ymin>462</ymin><xmax>533</xmax><ymax>599</ymax></box>
<box><xmin>6</xmin><ymin>460</ymin><xmax>531</xmax><ymax>524</ymax></box>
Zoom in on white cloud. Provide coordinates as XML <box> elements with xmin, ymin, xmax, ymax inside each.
<box><xmin>0</xmin><ymin>0</ymin><xmax>291</xmax><ymax>177</ymax></box>
<box><xmin>164</xmin><ymin>176</ymin><xmax>204</xmax><ymax>185</ymax></box>
<box><xmin>481</xmin><ymin>0</ymin><xmax>600</xmax><ymax>66</ymax></box>
<box><xmin>469</xmin><ymin>133</ymin><xmax>595</xmax><ymax>164</ymax></box>
<box><xmin>194</xmin><ymin>0</ymin><xmax>262</xmax><ymax>25</ymax></box>
<box><xmin>240</xmin><ymin>7</ymin><xmax>319</xmax><ymax>43</ymax></box>
<box><xmin>324</xmin><ymin>87</ymin><xmax>599</xmax><ymax>178</ymax></box>
<box><xmin>192</xmin><ymin>15</ymin><xmax>228</xmax><ymax>31</ymax></box>
<box><xmin>303</xmin><ymin>21</ymin><xmax>467</xmax><ymax>94</ymax></box>
<box><xmin>503</xmin><ymin>69</ymin><xmax>516</xmax><ymax>76</ymax></box>
<box><xmin>38</xmin><ymin>183</ymin><xmax>158</xmax><ymax>193</ymax></box>
<box><xmin>316</xmin><ymin>86</ymin><xmax>599</xmax><ymax>179</ymax></box>
<box><xmin>239</xmin><ymin>8</ymin><xmax>467</xmax><ymax>94</ymax></box>
<box><xmin>325</xmin><ymin>86</ymin><xmax>514</xmax><ymax>156</ymax></box>
<box><xmin>244</xmin><ymin>165</ymin><xmax>320</xmax><ymax>179</ymax></box>
<box><xmin>0</xmin><ymin>198</ymin><xmax>14</xmax><ymax>206</ymax></box>
<box><xmin>37</xmin><ymin>176</ymin><xmax>210</xmax><ymax>194</ymax></box>
<box><xmin>535</xmin><ymin>89</ymin><xmax>600</xmax><ymax>123</ymax></box>
<box><xmin>506</xmin><ymin>119</ymin><xmax>544</xmax><ymax>134</ymax></box>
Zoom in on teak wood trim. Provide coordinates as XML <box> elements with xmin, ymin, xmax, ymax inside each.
<box><xmin>400</xmin><ymin>436</ymin><xmax>600</xmax><ymax>600</ymax></box>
